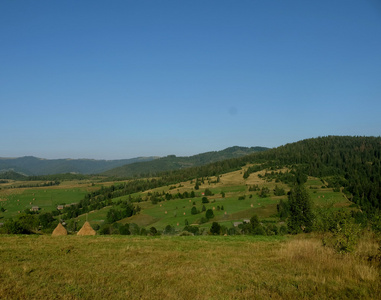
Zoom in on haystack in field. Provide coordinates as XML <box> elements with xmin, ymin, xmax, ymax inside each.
<box><xmin>52</xmin><ymin>223</ymin><xmax>67</xmax><ymax>236</ymax></box>
<box><xmin>77</xmin><ymin>221</ymin><xmax>96</xmax><ymax>236</ymax></box>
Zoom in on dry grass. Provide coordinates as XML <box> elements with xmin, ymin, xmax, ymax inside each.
<box><xmin>0</xmin><ymin>235</ymin><xmax>379</xmax><ymax>300</ymax></box>
<box><xmin>279</xmin><ymin>237</ymin><xmax>379</xmax><ymax>283</ymax></box>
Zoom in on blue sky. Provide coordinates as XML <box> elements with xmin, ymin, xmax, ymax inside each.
<box><xmin>1</xmin><ymin>0</ymin><xmax>380</xmax><ymax>159</ymax></box>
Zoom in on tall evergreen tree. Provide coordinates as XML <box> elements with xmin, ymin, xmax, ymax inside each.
<box><xmin>287</xmin><ymin>184</ymin><xmax>314</xmax><ymax>233</ymax></box>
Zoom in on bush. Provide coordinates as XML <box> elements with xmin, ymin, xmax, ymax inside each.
<box><xmin>99</xmin><ymin>224</ymin><xmax>111</xmax><ymax>235</ymax></box>
<box><xmin>2</xmin><ymin>219</ymin><xmax>29</xmax><ymax>234</ymax></box>
<box><xmin>191</xmin><ymin>207</ymin><xmax>199</xmax><ymax>215</ymax></box>
<box><xmin>210</xmin><ymin>222</ymin><xmax>221</xmax><ymax>235</ymax></box>
<box><xmin>149</xmin><ymin>227</ymin><xmax>159</xmax><ymax>236</ymax></box>
<box><xmin>204</xmin><ymin>188</ymin><xmax>213</xmax><ymax>196</ymax></box>
<box><xmin>183</xmin><ymin>225</ymin><xmax>199</xmax><ymax>235</ymax></box>
<box><xmin>163</xmin><ymin>225</ymin><xmax>175</xmax><ymax>235</ymax></box>
<box><xmin>321</xmin><ymin>210</ymin><xmax>362</xmax><ymax>253</ymax></box>
<box><xmin>205</xmin><ymin>209</ymin><xmax>214</xmax><ymax>220</ymax></box>
<box><xmin>119</xmin><ymin>224</ymin><xmax>131</xmax><ymax>235</ymax></box>
<box><xmin>199</xmin><ymin>217</ymin><xmax>208</xmax><ymax>224</ymax></box>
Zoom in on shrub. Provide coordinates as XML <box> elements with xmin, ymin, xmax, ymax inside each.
<box><xmin>205</xmin><ymin>209</ymin><xmax>214</xmax><ymax>220</ymax></box>
<box><xmin>202</xmin><ymin>197</ymin><xmax>209</xmax><ymax>204</ymax></box>
<box><xmin>210</xmin><ymin>222</ymin><xmax>221</xmax><ymax>235</ymax></box>
<box><xmin>199</xmin><ymin>217</ymin><xmax>208</xmax><ymax>224</ymax></box>
<box><xmin>149</xmin><ymin>227</ymin><xmax>159</xmax><ymax>236</ymax></box>
<box><xmin>204</xmin><ymin>188</ymin><xmax>213</xmax><ymax>196</ymax></box>
<box><xmin>2</xmin><ymin>219</ymin><xmax>29</xmax><ymax>234</ymax></box>
<box><xmin>321</xmin><ymin>210</ymin><xmax>362</xmax><ymax>253</ymax></box>
<box><xmin>183</xmin><ymin>225</ymin><xmax>199</xmax><ymax>235</ymax></box>
<box><xmin>119</xmin><ymin>224</ymin><xmax>131</xmax><ymax>235</ymax></box>
<box><xmin>163</xmin><ymin>225</ymin><xmax>175</xmax><ymax>235</ymax></box>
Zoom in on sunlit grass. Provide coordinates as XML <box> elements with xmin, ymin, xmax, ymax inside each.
<box><xmin>0</xmin><ymin>234</ymin><xmax>379</xmax><ymax>299</ymax></box>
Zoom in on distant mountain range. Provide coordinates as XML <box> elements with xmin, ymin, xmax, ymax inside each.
<box><xmin>0</xmin><ymin>146</ymin><xmax>268</xmax><ymax>177</ymax></box>
<box><xmin>0</xmin><ymin>156</ymin><xmax>158</xmax><ymax>176</ymax></box>
<box><xmin>102</xmin><ymin>146</ymin><xmax>269</xmax><ymax>177</ymax></box>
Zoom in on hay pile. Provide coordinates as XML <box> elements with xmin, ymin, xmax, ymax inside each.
<box><xmin>52</xmin><ymin>223</ymin><xmax>67</xmax><ymax>236</ymax></box>
<box><xmin>77</xmin><ymin>221</ymin><xmax>96</xmax><ymax>236</ymax></box>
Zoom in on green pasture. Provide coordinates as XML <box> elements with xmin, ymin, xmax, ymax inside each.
<box><xmin>118</xmin><ymin>190</ymin><xmax>285</xmax><ymax>230</ymax></box>
<box><xmin>306</xmin><ymin>177</ymin><xmax>350</xmax><ymax>207</ymax></box>
<box><xmin>0</xmin><ymin>187</ymin><xmax>88</xmax><ymax>219</ymax></box>
<box><xmin>0</xmin><ymin>171</ymin><xmax>352</xmax><ymax>233</ymax></box>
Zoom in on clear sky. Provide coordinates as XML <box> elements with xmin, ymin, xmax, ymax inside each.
<box><xmin>1</xmin><ymin>0</ymin><xmax>380</xmax><ymax>159</ymax></box>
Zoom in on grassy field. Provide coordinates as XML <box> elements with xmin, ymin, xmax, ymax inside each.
<box><xmin>1</xmin><ymin>167</ymin><xmax>353</xmax><ymax>234</ymax></box>
<box><xmin>0</xmin><ymin>234</ymin><xmax>379</xmax><ymax>299</ymax></box>
<box><xmin>0</xmin><ymin>183</ymin><xmax>93</xmax><ymax>218</ymax></box>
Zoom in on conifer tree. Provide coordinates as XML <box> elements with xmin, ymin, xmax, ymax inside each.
<box><xmin>287</xmin><ymin>184</ymin><xmax>314</xmax><ymax>233</ymax></box>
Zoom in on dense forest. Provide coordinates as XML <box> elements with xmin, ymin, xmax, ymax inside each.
<box><xmin>248</xmin><ymin>136</ymin><xmax>381</xmax><ymax>212</ymax></box>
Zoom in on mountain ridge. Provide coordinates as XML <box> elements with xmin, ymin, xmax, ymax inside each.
<box><xmin>0</xmin><ymin>156</ymin><xmax>159</xmax><ymax>176</ymax></box>
<box><xmin>102</xmin><ymin>146</ymin><xmax>269</xmax><ymax>177</ymax></box>
<box><xmin>0</xmin><ymin>146</ymin><xmax>268</xmax><ymax>176</ymax></box>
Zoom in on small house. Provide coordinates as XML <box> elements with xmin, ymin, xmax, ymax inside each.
<box><xmin>57</xmin><ymin>205</ymin><xmax>64</xmax><ymax>210</ymax></box>
<box><xmin>30</xmin><ymin>206</ymin><xmax>39</xmax><ymax>212</ymax></box>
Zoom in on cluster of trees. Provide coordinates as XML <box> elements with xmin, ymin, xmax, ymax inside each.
<box><xmin>106</xmin><ymin>201</ymin><xmax>141</xmax><ymax>223</ymax></box>
<box><xmin>0</xmin><ymin>212</ymin><xmax>57</xmax><ymax>234</ymax></box>
<box><xmin>149</xmin><ymin>190</ymin><xmax>196</xmax><ymax>204</ymax></box>
<box><xmin>4</xmin><ymin>181</ymin><xmax>60</xmax><ymax>189</ymax></box>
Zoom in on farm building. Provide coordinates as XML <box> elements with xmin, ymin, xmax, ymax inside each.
<box><xmin>233</xmin><ymin>219</ymin><xmax>251</xmax><ymax>227</ymax></box>
<box><xmin>30</xmin><ymin>206</ymin><xmax>39</xmax><ymax>212</ymax></box>
<box><xmin>57</xmin><ymin>205</ymin><xmax>64</xmax><ymax>210</ymax></box>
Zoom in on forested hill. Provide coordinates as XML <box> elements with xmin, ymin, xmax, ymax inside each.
<box><xmin>102</xmin><ymin>146</ymin><xmax>268</xmax><ymax>177</ymax></box>
<box><xmin>143</xmin><ymin>136</ymin><xmax>380</xmax><ymax>213</ymax></box>
<box><xmin>0</xmin><ymin>156</ymin><xmax>158</xmax><ymax>175</ymax></box>
<box><xmin>249</xmin><ymin>136</ymin><xmax>381</xmax><ymax>211</ymax></box>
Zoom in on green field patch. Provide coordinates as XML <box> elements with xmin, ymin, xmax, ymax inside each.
<box><xmin>76</xmin><ymin>206</ymin><xmax>113</xmax><ymax>224</ymax></box>
<box><xmin>118</xmin><ymin>192</ymin><xmax>283</xmax><ymax>230</ymax></box>
<box><xmin>119</xmin><ymin>213</ymin><xmax>160</xmax><ymax>228</ymax></box>
<box><xmin>309</xmin><ymin>189</ymin><xmax>350</xmax><ymax>207</ymax></box>
<box><xmin>306</xmin><ymin>177</ymin><xmax>325</xmax><ymax>187</ymax></box>
<box><xmin>0</xmin><ymin>187</ymin><xmax>87</xmax><ymax>219</ymax></box>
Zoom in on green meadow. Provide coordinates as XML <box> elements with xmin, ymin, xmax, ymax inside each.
<box><xmin>0</xmin><ymin>186</ymin><xmax>88</xmax><ymax>219</ymax></box>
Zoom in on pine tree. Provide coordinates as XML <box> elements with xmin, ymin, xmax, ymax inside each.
<box><xmin>287</xmin><ymin>184</ymin><xmax>314</xmax><ymax>233</ymax></box>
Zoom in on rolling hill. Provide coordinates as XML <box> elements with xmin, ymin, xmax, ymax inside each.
<box><xmin>102</xmin><ymin>146</ymin><xmax>268</xmax><ymax>177</ymax></box>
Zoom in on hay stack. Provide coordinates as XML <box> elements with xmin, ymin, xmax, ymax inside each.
<box><xmin>77</xmin><ymin>221</ymin><xmax>96</xmax><ymax>236</ymax></box>
<box><xmin>52</xmin><ymin>223</ymin><xmax>67</xmax><ymax>236</ymax></box>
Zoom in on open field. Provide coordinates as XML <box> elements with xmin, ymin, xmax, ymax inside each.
<box><xmin>1</xmin><ymin>167</ymin><xmax>353</xmax><ymax>234</ymax></box>
<box><xmin>0</xmin><ymin>234</ymin><xmax>379</xmax><ymax>299</ymax></box>
<box><xmin>0</xmin><ymin>185</ymin><xmax>91</xmax><ymax>219</ymax></box>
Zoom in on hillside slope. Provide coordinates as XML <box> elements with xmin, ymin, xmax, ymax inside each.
<box><xmin>102</xmin><ymin>146</ymin><xmax>268</xmax><ymax>177</ymax></box>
